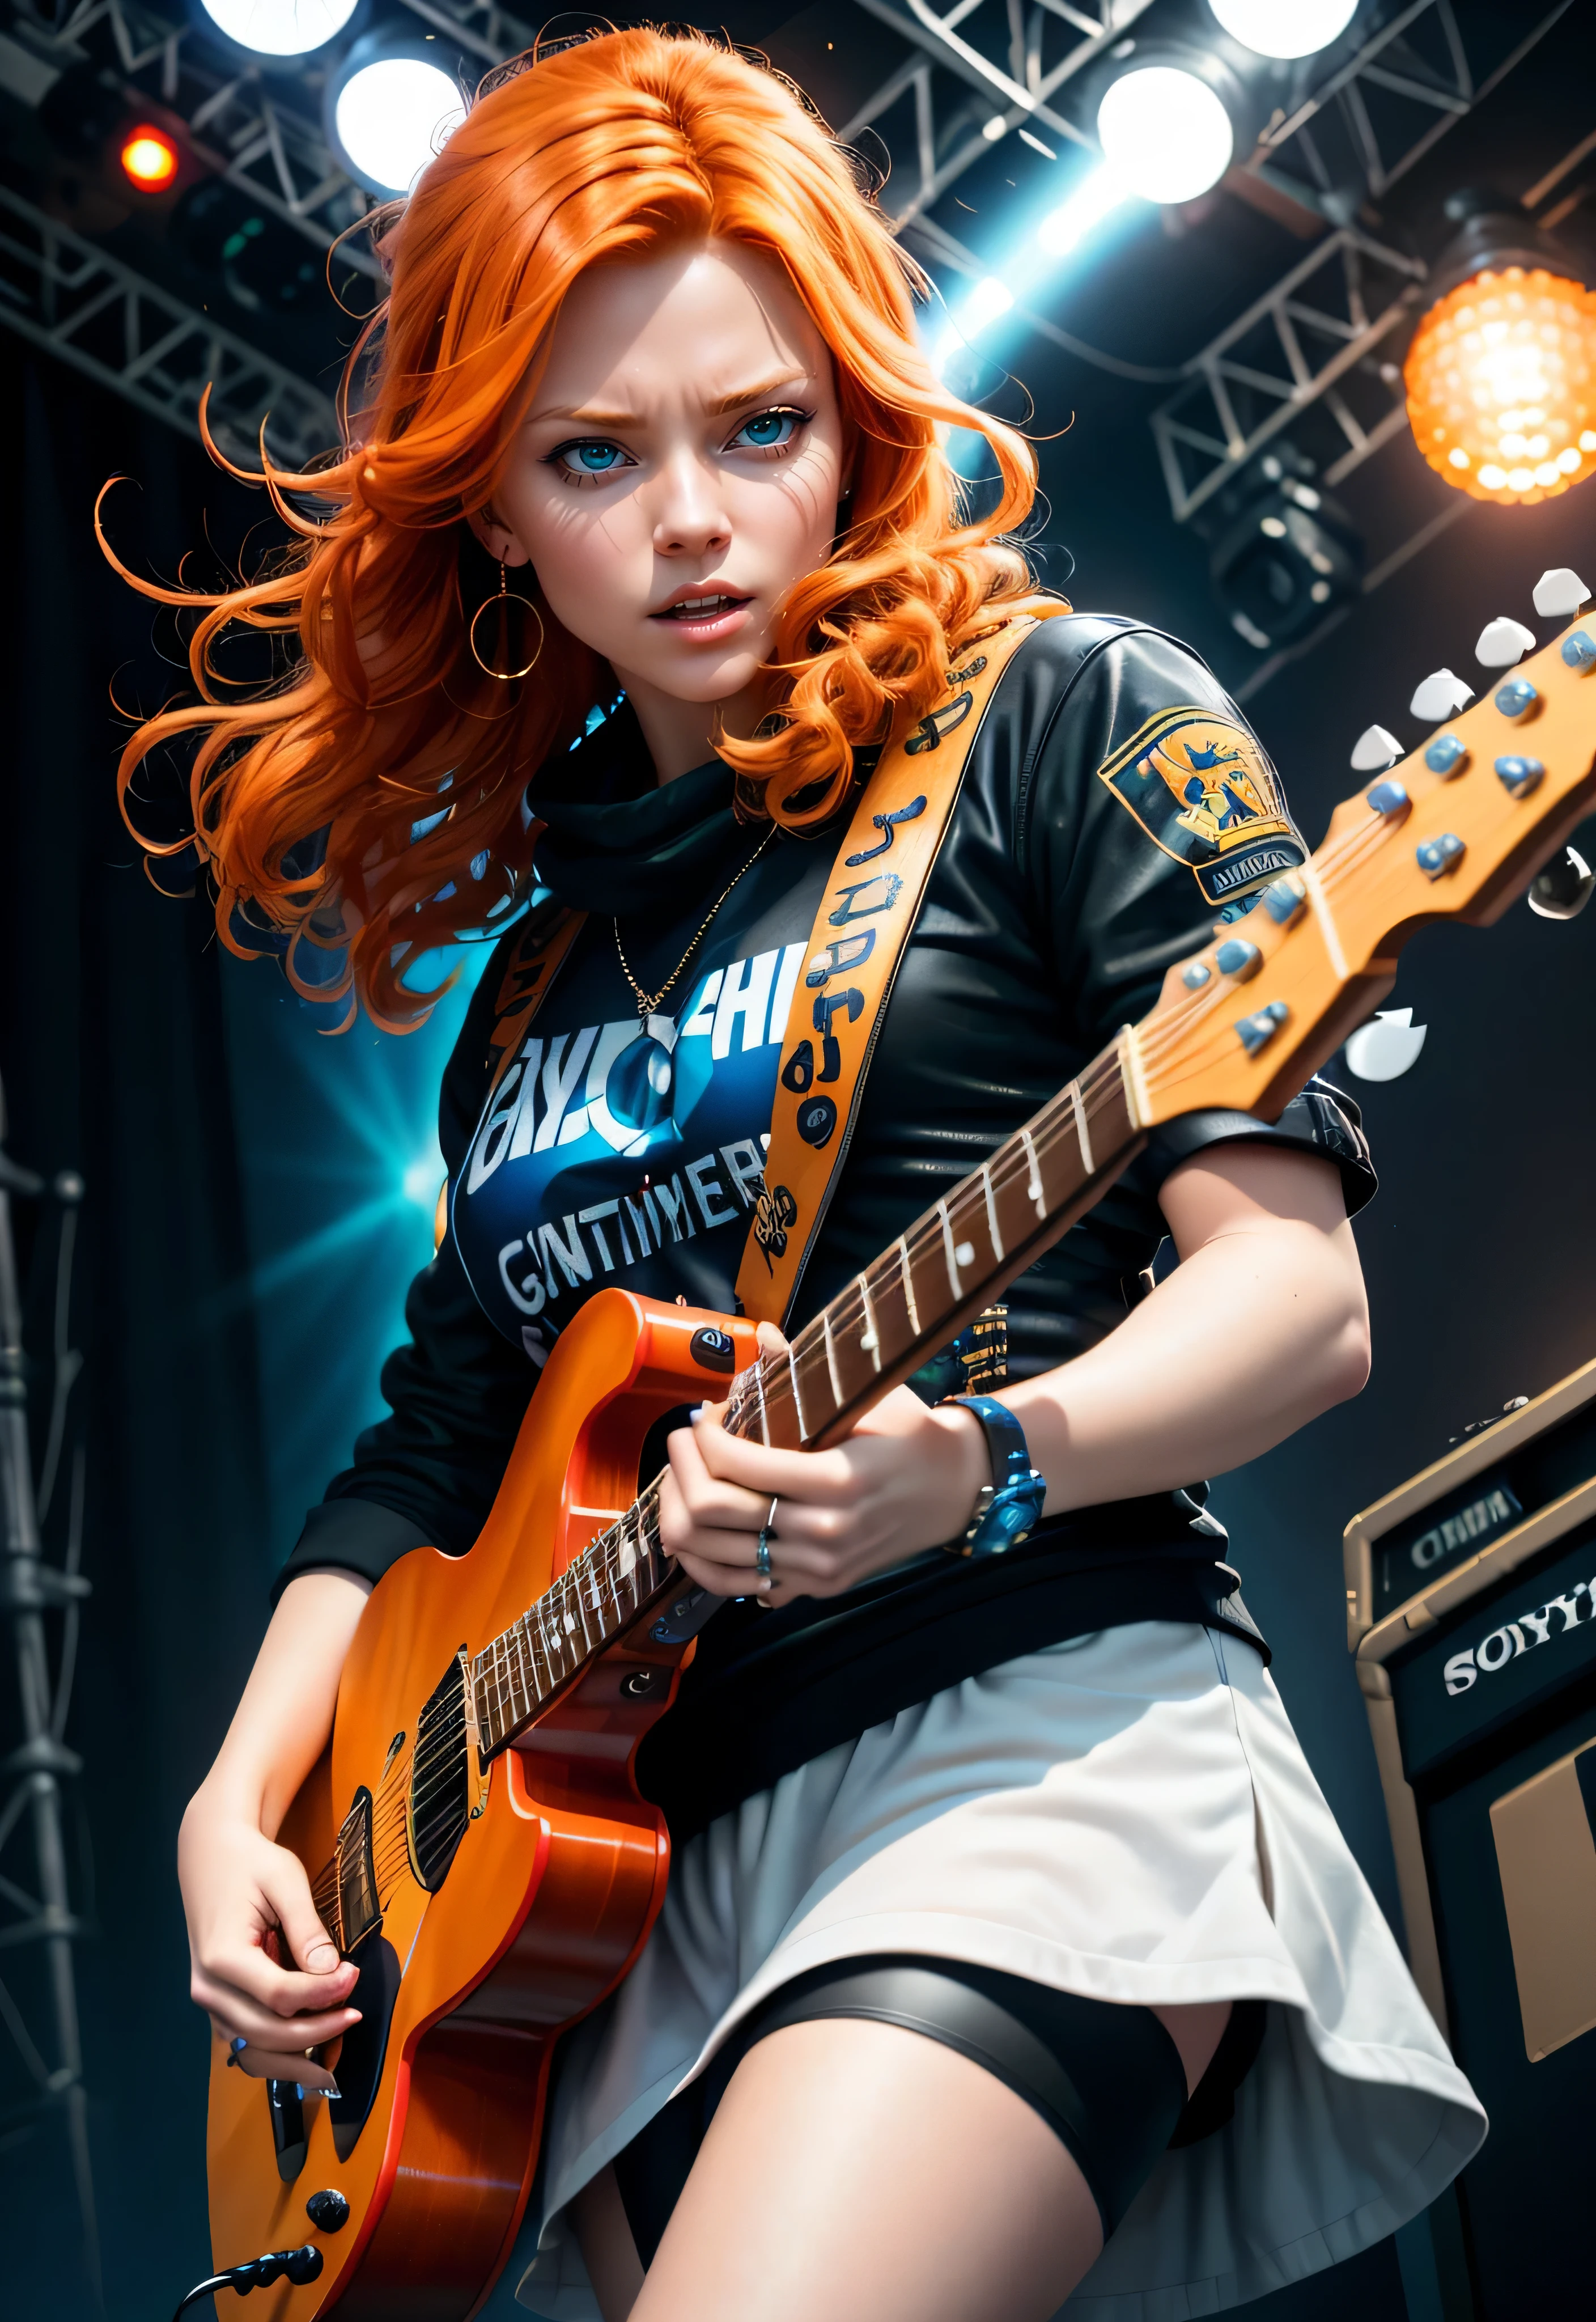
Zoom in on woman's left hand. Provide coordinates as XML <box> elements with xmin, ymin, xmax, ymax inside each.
<box><xmin>658</xmin><ymin>1327</ymin><xmax>990</xmax><ymax>1602</ymax></box>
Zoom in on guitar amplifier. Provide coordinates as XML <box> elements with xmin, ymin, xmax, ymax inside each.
<box><xmin>1344</xmin><ymin>1357</ymin><xmax>1596</xmax><ymax>2319</ymax></box>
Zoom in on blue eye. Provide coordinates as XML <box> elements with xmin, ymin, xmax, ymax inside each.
<box><xmin>552</xmin><ymin>439</ymin><xmax>634</xmax><ymax>477</ymax></box>
<box><xmin>730</xmin><ymin>408</ymin><xmax>806</xmax><ymax>451</ymax></box>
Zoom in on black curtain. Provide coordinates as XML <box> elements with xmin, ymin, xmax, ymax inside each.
<box><xmin>0</xmin><ymin>351</ymin><xmax>275</xmax><ymax>2318</ymax></box>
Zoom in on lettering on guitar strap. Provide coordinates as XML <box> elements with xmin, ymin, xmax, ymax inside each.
<box><xmin>846</xmin><ymin>795</ymin><xmax>927</xmax><ymax>866</ymax></box>
<box><xmin>736</xmin><ymin>607</ymin><xmax>1071</xmax><ymax>1314</ymax></box>
<box><xmin>752</xmin><ymin>1181</ymin><xmax>799</xmax><ymax>1267</ymax></box>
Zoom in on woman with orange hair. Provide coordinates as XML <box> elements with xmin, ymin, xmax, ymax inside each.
<box><xmin>130</xmin><ymin>28</ymin><xmax>1481</xmax><ymax>2321</ymax></box>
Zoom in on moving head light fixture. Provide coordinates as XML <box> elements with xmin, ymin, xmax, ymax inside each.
<box><xmin>1208</xmin><ymin>444</ymin><xmax>1363</xmax><ymax>653</ymax></box>
<box><xmin>194</xmin><ymin>0</ymin><xmax>360</xmax><ymax>61</ymax></box>
<box><xmin>324</xmin><ymin>31</ymin><xmax>467</xmax><ymax>200</ymax></box>
<box><xmin>1404</xmin><ymin>192</ymin><xmax>1596</xmax><ymax>509</ymax></box>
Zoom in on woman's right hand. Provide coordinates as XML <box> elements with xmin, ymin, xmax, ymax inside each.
<box><xmin>177</xmin><ymin>1569</ymin><xmax>375</xmax><ymax>2090</ymax></box>
<box><xmin>179</xmin><ymin>1781</ymin><xmax>362</xmax><ymax>2088</ymax></box>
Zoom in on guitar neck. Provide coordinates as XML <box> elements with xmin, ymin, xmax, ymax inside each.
<box><xmin>470</xmin><ymin>1037</ymin><xmax>1145</xmax><ymax>1757</ymax></box>
<box><xmin>725</xmin><ymin>1033</ymin><xmax>1145</xmax><ymax>1450</ymax></box>
<box><xmin>471</xmin><ymin>601</ymin><xmax>1596</xmax><ymax>1764</ymax></box>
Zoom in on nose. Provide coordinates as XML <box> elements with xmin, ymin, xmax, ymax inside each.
<box><xmin>650</xmin><ymin>449</ymin><xmax>731</xmax><ymax>561</ymax></box>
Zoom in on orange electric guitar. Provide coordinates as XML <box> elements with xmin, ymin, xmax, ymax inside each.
<box><xmin>205</xmin><ymin>596</ymin><xmax>1596</xmax><ymax>2318</ymax></box>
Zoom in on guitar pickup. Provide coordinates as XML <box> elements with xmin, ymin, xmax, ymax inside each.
<box><xmin>648</xmin><ymin>1586</ymin><xmax>720</xmax><ymax>1646</ymax></box>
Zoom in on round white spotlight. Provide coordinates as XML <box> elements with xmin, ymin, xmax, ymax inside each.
<box><xmin>1096</xmin><ymin>67</ymin><xmax>1234</xmax><ymax>206</ymax></box>
<box><xmin>332</xmin><ymin>56</ymin><xmax>464</xmax><ymax>197</ymax></box>
<box><xmin>1207</xmin><ymin>0</ymin><xmax>1360</xmax><ymax>60</ymax></box>
<box><xmin>198</xmin><ymin>0</ymin><xmax>359</xmax><ymax>60</ymax></box>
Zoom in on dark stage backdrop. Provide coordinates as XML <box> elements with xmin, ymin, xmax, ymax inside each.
<box><xmin>6</xmin><ymin>326</ymin><xmax>1596</xmax><ymax>2322</ymax></box>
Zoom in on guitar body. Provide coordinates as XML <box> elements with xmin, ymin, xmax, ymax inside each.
<box><xmin>206</xmin><ymin>1290</ymin><xmax>758</xmax><ymax>2320</ymax></box>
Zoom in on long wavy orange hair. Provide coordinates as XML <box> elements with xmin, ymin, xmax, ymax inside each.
<box><xmin>104</xmin><ymin>26</ymin><xmax>1039</xmax><ymax>1028</ymax></box>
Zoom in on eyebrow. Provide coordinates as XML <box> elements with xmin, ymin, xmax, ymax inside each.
<box><xmin>528</xmin><ymin>373</ymin><xmax>813</xmax><ymax>430</ymax></box>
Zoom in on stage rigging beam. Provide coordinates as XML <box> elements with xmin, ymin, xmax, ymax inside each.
<box><xmin>1148</xmin><ymin>0</ymin><xmax>1573</xmax><ymax>524</ymax></box>
<box><xmin>841</xmin><ymin>0</ymin><xmax>1153</xmax><ymax>230</ymax></box>
<box><xmin>0</xmin><ymin>181</ymin><xmax>338</xmax><ymax>465</ymax></box>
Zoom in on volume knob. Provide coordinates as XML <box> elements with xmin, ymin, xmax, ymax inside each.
<box><xmin>305</xmin><ymin>2188</ymin><xmax>350</xmax><ymax>2232</ymax></box>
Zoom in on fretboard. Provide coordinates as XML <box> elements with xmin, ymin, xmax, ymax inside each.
<box><xmin>724</xmin><ymin>1033</ymin><xmax>1143</xmax><ymax>1451</ymax></box>
<box><xmin>472</xmin><ymin>1030</ymin><xmax>1145</xmax><ymax>1759</ymax></box>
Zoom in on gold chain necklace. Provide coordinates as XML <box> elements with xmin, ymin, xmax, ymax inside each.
<box><xmin>613</xmin><ymin>828</ymin><xmax>776</xmax><ymax>1020</ymax></box>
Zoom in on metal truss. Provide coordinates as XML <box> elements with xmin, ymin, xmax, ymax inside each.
<box><xmin>10</xmin><ymin>0</ymin><xmax>382</xmax><ymax>274</ymax></box>
<box><xmin>1148</xmin><ymin>0</ymin><xmax>1571</xmax><ymax>524</ymax></box>
<box><xmin>0</xmin><ymin>182</ymin><xmax>338</xmax><ymax>464</ymax></box>
<box><xmin>843</xmin><ymin>0</ymin><xmax>1152</xmax><ymax>230</ymax></box>
<box><xmin>1149</xmin><ymin>227</ymin><xmax>1426</xmax><ymax>523</ymax></box>
<box><xmin>1248</xmin><ymin>0</ymin><xmax>1570</xmax><ymax>218</ymax></box>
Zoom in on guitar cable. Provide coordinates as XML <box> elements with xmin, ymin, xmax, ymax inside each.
<box><xmin>171</xmin><ymin>2243</ymin><xmax>323</xmax><ymax>2317</ymax></box>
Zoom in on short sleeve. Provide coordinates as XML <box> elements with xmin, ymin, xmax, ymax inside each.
<box><xmin>1016</xmin><ymin>620</ymin><xmax>1310</xmax><ymax>1052</ymax></box>
<box><xmin>1015</xmin><ymin>620</ymin><xmax>1373</xmax><ymax>1218</ymax></box>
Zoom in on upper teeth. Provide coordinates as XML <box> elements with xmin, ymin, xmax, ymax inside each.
<box><xmin>676</xmin><ymin>595</ymin><xmax>728</xmax><ymax>612</ymax></box>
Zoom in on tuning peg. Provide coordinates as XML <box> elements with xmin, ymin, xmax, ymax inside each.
<box><xmin>1532</xmin><ymin>568</ymin><xmax>1590</xmax><ymax>618</ymax></box>
<box><xmin>1528</xmin><ymin>845</ymin><xmax>1594</xmax><ymax>921</ymax></box>
<box><xmin>1410</xmin><ymin>668</ymin><xmax>1473</xmax><ymax>721</ymax></box>
<box><xmin>1476</xmin><ymin>616</ymin><xmax>1537</xmax><ymax>668</ymax></box>
<box><xmin>1351</xmin><ymin>724</ymin><xmax>1401</xmax><ymax>771</ymax></box>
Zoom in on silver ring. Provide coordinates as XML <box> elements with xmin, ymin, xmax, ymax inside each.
<box><xmin>755</xmin><ymin>1495</ymin><xmax>779</xmax><ymax>1581</ymax></box>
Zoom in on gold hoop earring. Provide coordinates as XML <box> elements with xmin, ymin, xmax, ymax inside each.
<box><xmin>470</xmin><ymin>561</ymin><xmax>544</xmax><ymax>681</ymax></box>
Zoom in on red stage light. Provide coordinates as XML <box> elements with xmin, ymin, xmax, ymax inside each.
<box><xmin>120</xmin><ymin>125</ymin><xmax>180</xmax><ymax>192</ymax></box>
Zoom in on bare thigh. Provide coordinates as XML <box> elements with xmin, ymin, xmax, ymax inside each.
<box><xmin>575</xmin><ymin>1999</ymin><xmax>1230</xmax><ymax>2322</ymax></box>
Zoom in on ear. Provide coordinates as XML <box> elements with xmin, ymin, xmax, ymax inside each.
<box><xmin>467</xmin><ymin>506</ymin><xmax>534</xmax><ymax>571</ymax></box>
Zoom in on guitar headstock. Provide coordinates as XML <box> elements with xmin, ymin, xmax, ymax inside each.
<box><xmin>1132</xmin><ymin>587</ymin><xmax>1596</xmax><ymax>1128</ymax></box>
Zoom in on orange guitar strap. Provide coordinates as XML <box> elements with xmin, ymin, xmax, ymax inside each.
<box><xmin>476</xmin><ymin>603</ymin><xmax>1066</xmax><ymax>1324</ymax></box>
<box><xmin>736</xmin><ymin>601</ymin><xmax>1068</xmax><ymax>1327</ymax></box>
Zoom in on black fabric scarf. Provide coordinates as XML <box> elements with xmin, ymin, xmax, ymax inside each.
<box><xmin>528</xmin><ymin>700</ymin><xmax>753</xmax><ymax>924</ymax></box>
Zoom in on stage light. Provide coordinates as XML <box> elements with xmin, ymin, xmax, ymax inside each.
<box><xmin>197</xmin><ymin>0</ymin><xmax>360</xmax><ymax>60</ymax></box>
<box><xmin>1208</xmin><ymin>448</ymin><xmax>1362</xmax><ymax>651</ymax></box>
<box><xmin>1404</xmin><ymin>198</ymin><xmax>1596</xmax><ymax>507</ymax></box>
<box><xmin>1095</xmin><ymin>67</ymin><xmax>1233</xmax><ymax>206</ymax></box>
<box><xmin>1207</xmin><ymin>0</ymin><xmax>1360</xmax><ymax>60</ymax></box>
<box><xmin>326</xmin><ymin>43</ymin><xmax>465</xmax><ymax>198</ymax></box>
<box><xmin>402</xmin><ymin>1154</ymin><xmax>443</xmax><ymax>1209</ymax></box>
<box><xmin>931</xmin><ymin>164</ymin><xmax>1128</xmax><ymax>376</ymax></box>
<box><xmin>120</xmin><ymin>124</ymin><xmax>179</xmax><ymax>191</ymax></box>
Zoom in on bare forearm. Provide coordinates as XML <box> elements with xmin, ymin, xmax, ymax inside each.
<box><xmin>1005</xmin><ymin>1214</ymin><xmax>1369</xmax><ymax>1515</ymax></box>
<box><xmin>197</xmin><ymin>1570</ymin><xmax>372</xmax><ymax>1837</ymax></box>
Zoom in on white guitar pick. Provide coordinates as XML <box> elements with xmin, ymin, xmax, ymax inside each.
<box><xmin>1350</xmin><ymin>724</ymin><xmax>1402</xmax><ymax>772</ymax></box>
<box><xmin>1531</xmin><ymin>567</ymin><xmax>1590</xmax><ymax>617</ymax></box>
<box><xmin>1409</xmin><ymin>668</ymin><xmax>1473</xmax><ymax>721</ymax></box>
<box><xmin>1475</xmin><ymin>616</ymin><xmax>1537</xmax><ymax>667</ymax></box>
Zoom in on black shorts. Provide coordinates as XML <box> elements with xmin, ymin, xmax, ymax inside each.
<box><xmin>610</xmin><ymin>1952</ymin><xmax>1266</xmax><ymax>2261</ymax></box>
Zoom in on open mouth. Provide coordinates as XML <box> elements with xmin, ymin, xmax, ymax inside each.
<box><xmin>651</xmin><ymin>592</ymin><xmax>752</xmax><ymax>624</ymax></box>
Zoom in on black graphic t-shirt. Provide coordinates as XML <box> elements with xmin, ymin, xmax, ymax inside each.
<box><xmin>279</xmin><ymin>616</ymin><xmax>1376</xmax><ymax>1834</ymax></box>
<box><xmin>449</xmin><ymin>753</ymin><xmax>833</xmax><ymax>1367</ymax></box>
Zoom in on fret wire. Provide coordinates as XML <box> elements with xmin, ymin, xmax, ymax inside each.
<box><xmin>937</xmin><ymin>1196</ymin><xmax>962</xmax><ymax>1300</ymax></box>
<box><xmin>786</xmin><ymin>1340</ymin><xmax>808</xmax><ymax>1440</ymax></box>
<box><xmin>1070</xmin><ymin>1080</ymin><xmax>1093</xmax><ymax>1174</ymax></box>
<box><xmin>821</xmin><ymin>1310</ymin><xmax>842</xmax><ymax>1404</ymax></box>
<box><xmin>856</xmin><ymin>1271</ymin><xmax>882</xmax><ymax>1369</ymax></box>
<box><xmin>897</xmin><ymin>1234</ymin><xmax>920</xmax><ymax>1333</ymax></box>
<box><xmin>980</xmin><ymin>1162</ymin><xmax>1004</xmax><ymax>1261</ymax></box>
<box><xmin>1018</xmin><ymin>1126</ymin><xmax>1046</xmax><ymax>1215</ymax></box>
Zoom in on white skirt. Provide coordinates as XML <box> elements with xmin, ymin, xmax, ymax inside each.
<box><xmin>496</xmin><ymin>1621</ymin><xmax>1485</xmax><ymax>2320</ymax></box>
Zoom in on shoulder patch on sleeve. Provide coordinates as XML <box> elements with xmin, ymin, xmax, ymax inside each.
<box><xmin>1096</xmin><ymin>705</ymin><xmax>1305</xmax><ymax>906</ymax></box>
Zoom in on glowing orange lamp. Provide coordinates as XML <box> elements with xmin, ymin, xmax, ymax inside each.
<box><xmin>1404</xmin><ymin>196</ymin><xmax>1596</xmax><ymax>507</ymax></box>
<box><xmin>120</xmin><ymin>124</ymin><xmax>180</xmax><ymax>193</ymax></box>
